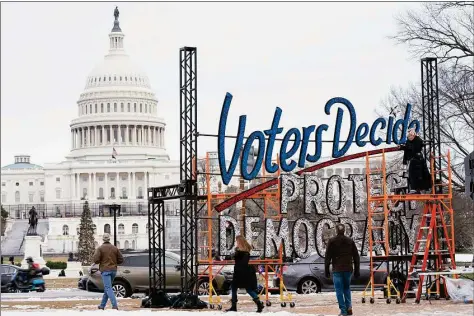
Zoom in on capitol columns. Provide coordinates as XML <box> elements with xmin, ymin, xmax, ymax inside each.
<box><xmin>126</xmin><ymin>125</ymin><xmax>129</xmax><ymax>145</ymax></box>
<box><xmin>104</xmin><ymin>173</ymin><xmax>108</xmax><ymax>199</ymax></box>
<box><xmin>128</xmin><ymin>172</ymin><xmax>132</xmax><ymax>198</ymax></box>
<box><xmin>82</xmin><ymin>128</ymin><xmax>85</xmax><ymax>147</ymax></box>
<box><xmin>116</xmin><ymin>172</ymin><xmax>120</xmax><ymax>198</ymax></box>
<box><xmin>148</xmin><ymin>126</ymin><xmax>151</xmax><ymax>146</ymax></box>
<box><xmin>102</xmin><ymin>126</ymin><xmax>105</xmax><ymax>145</ymax></box>
<box><xmin>118</xmin><ymin>126</ymin><xmax>122</xmax><ymax>146</ymax></box>
<box><xmin>131</xmin><ymin>172</ymin><xmax>136</xmax><ymax>199</ymax></box>
<box><xmin>88</xmin><ymin>173</ymin><xmax>92</xmax><ymax>200</ymax></box>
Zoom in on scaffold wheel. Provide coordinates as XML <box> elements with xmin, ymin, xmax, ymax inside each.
<box><xmin>217</xmin><ymin>305</ymin><xmax>222</xmax><ymax>310</ymax></box>
<box><xmin>290</xmin><ymin>302</ymin><xmax>295</xmax><ymax>308</ymax></box>
<box><xmin>396</xmin><ymin>298</ymin><xmax>401</xmax><ymax>304</ymax></box>
<box><xmin>386</xmin><ymin>298</ymin><xmax>391</xmax><ymax>304</ymax></box>
<box><xmin>370</xmin><ymin>298</ymin><xmax>375</xmax><ymax>304</ymax></box>
<box><xmin>362</xmin><ymin>297</ymin><xmax>366</xmax><ymax>303</ymax></box>
<box><xmin>266</xmin><ymin>301</ymin><xmax>271</xmax><ymax>307</ymax></box>
<box><xmin>281</xmin><ymin>302</ymin><xmax>287</xmax><ymax>307</ymax></box>
<box><xmin>209</xmin><ymin>304</ymin><xmax>214</xmax><ymax>309</ymax></box>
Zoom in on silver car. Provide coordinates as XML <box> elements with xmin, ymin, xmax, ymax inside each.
<box><xmin>274</xmin><ymin>255</ymin><xmax>389</xmax><ymax>294</ymax></box>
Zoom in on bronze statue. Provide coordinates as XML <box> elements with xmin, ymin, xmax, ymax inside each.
<box><xmin>114</xmin><ymin>6</ymin><xmax>119</xmax><ymax>21</ymax></box>
<box><xmin>27</xmin><ymin>206</ymin><xmax>38</xmax><ymax>235</ymax></box>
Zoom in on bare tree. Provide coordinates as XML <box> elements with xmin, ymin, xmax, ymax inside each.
<box><xmin>379</xmin><ymin>2</ymin><xmax>474</xmax><ymax>191</ymax></box>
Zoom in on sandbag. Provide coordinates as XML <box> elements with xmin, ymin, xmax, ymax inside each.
<box><xmin>444</xmin><ymin>276</ymin><xmax>474</xmax><ymax>302</ymax></box>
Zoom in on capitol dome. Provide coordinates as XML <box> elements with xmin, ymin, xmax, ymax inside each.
<box><xmin>67</xmin><ymin>10</ymin><xmax>168</xmax><ymax>161</ymax></box>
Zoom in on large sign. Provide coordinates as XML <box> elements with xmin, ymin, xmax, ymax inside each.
<box><xmin>214</xmin><ymin>92</ymin><xmax>420</xmax><ymax>259</ymax></box>
<box><xmin>218</xmin><ymin>93</ymin><xmax>420</xmax><ymax>184</ymax></box>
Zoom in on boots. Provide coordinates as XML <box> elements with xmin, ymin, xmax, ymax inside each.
<box><xmin>225</xmin><ymin>301</ymin><xmax>237</xmax><ymax>312</ymax></box>
<box><xmin>253</xmin><ymin>298</ymin><xmax>264</xmax><ymax>313</ymax></box>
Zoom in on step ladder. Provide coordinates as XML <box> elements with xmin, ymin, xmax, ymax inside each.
<box><xmin>401</xmin><ymin>201</ymin><xmax>456</xmax><ymax>303</ymax></box>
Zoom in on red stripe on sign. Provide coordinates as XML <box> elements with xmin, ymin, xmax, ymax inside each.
<box><xmin>214</xmin><ymin>146</ymin><xmax>400</xmax><ymax>212</ymax></box>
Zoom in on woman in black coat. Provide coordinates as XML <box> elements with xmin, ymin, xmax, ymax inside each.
<box><xmin>226</xmin><ymin>235</ymin><xmax>264</xmax><ymax>313</ymax></box>
<box><xmin>399</xmin><ymin>129</ymin><xmax>432</xmax><ymax>193</ymax></box>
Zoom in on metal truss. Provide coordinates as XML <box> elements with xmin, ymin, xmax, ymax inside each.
<box><xmin>147</xmin><ymin>198</ymin><xmax>166</xmax><ymax>299</ymax></box>
<box><xmin>421</xmin><ymin>58</ymin><xmax>442</xmax><ymax>193</ymax></box>
<box><xmin>180</xmin><ymin>46</ymin><xmax>199</xmax><ymax>295</ymax></box>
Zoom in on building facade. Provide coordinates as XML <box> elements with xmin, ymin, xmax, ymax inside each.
<box><xmin>1</xmin><ymin>11</ymin><xmax>182</xmax><ymax>254</ymax></box>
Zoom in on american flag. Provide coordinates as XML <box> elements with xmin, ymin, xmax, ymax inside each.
<box><xmin>112</xmin><ymin>148</ymin><xmax>118</xmax><ymax>159</ymax></box>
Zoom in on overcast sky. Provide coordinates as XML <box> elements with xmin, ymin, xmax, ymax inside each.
<box><xmin>1</xmin><ymin>2</ymin><xmax>422</xmax><ymax>167</ymax></box>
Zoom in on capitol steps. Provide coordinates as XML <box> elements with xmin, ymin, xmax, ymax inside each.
<box><xmin>1</xmin><ymin>219</ymin><xmax>29</xmax><ymax>256</ymax></box>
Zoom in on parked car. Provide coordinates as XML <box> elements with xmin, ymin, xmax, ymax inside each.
<box><xmin>84</xmin><ymin>252</ymin><xmax>232</xmax><ymax>297</ymax></box>
<box><xmin>273</xmin><ymin>255</ymin><xmax>390</xmax><ymax>294</ymax></box>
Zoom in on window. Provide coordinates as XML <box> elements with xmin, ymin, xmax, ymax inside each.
<box><xmin>95</xmin><ymin>104</ymin><xmax>98</xmax><ymax>113</ymax></box>
<box><xmin>2</xmin><ymin>182</ymin><xmax>5</xmax><ymax>187</ymax></box>
<box><xmin>140</xmin><ymin>104</ymin><xmax>142</xmax><ymax>112</ymax></box>
<box><xmin>40</xmin><ymin>181</ymin><xmax>44</xmax><ymax>186</ymax></box>
<box><xmin>56</xmin><ymin>177</ymin><xmax>60</xmax><ymax>183</ymax></box>
<box><xmin>132</xmin><ymin>223</ymin><xmax>138</xmax><ymax>234</ymax></box>
<box><xmin>101</xmin><ymin>104</ymin><xmax>104</xmax><ymax>113</ymax></box>
<box><xmin>145</xmin><ymin>104</ymin><xmax>147</xmax><ymax>113</ymax></box>
<box><xmin>118</xmin><ymin>223</ymin><xmax>125</xmax><ymax>234</ymax></box>
<box><xmin>40</xmin><ymin>192</ymin><xmax>44</xmax><ymax>202</ymax></box>
<box><xmin>107</xmin><ymin>103</ymin><xmax>110</xmax><ymax>112</ymax></box>
<box><xmin>122</xmin><ymin>187</ymin><xmax>127</xmax><ymax>198</ymax></box>
<box><xmin>1</xmin><ymin>193</ymin><xmax>6</xmax><ymax>203</ymax></box>
<box><xmin>56</xmin><ymin>189</ymin><xmax>61</xmax><ymax>199</ymax></box>
<box><xmin>29</xmin><ymin>193</ymin><xmax>34</xmax><ymax>203</ymax></box>
<box><xmin>16</xmin><ymin>182</ymin><xmax>19</xmax><ymax>186</ymax></box>
<box><xmin>127</xmin><ymin>103</ymin><xmax>130</xmax><ymax>112</ymax></box>
<box><xmin>83</xmin><ymin>188</ymin><xmax>87</xmax><ymax>198</ymax></box>
<box><xmin>114</xmin><ymin>103</ymin><xmax>117</xmax><ymax>112</ymax></box>
<box><xmin>29</xmin><ymin>181</ymin><xmax>33</xmax><ymax>186</ymax></box>
<box><xmin>90</xmin><ymin>104</ymin><xmax>92</xmax><ymax>113</ymax></box>
<box><xmin>99</xmin><ymin>188</ymin><xmax>104</xmax><ymax>198</ymax></box>
<box><xmin>121</xmin><ymin>103</ymin><xmax>124</xmax><ymax>112</ymax></box>
<box><xmin>110</xmin><ymin>187</ymin><xmax>115</xmax><ymax>198</ymax></box>
<box><xmin>138</xmin><ymin>187</ymin><xmax>143</xmax><ymax>198</ymax></box>
<box><xmin>134</xmin><ymin>103</ymin><xmax>137</xmax><ymax>112</ymax></box>
<box><xmin>62</xmin><ymin>225</ymin><xmax>69</xmax><ymax>236</ymax></box>
<box><xmin>15</xmin><ymin>191</ymin><xmax>20</xmax><ymax>203</ymax></box>
<box><xmin>124</xmin><ymin>255</ymin><xmax>148</xmax><ymax>267</ymax></box>
<box><xmin>132</xmin><ymin>240</ymin><xmax>136</xmax><ymax>250</ymax></box>
<box><xmin>120</xmin><ymin>76</ymin><xmax>122</xmax><ymax>81</ymax></box>
<box><xmin>104</xmin><ymin>224</ymin><xmax>111</xmax><ymax>234</ymax></box>
<box><xmin>124</xmin><ymin>240</ymin><xmax>129</xmax><ymax>249</ymax></box>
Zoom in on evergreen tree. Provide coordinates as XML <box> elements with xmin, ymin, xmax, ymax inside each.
<box><xmin>77</xmin><ymin>201</ymin><xmax>96</xmax><ymax>265</ymax></box>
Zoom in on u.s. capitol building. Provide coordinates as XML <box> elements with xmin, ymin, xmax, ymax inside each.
<box><xmin>1</xmin><ymin>11</ymin><xmax>182</xmax><ymax>255</ymax></box>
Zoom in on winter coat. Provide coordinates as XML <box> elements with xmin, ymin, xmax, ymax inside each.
<box><xmin>231</xmin><ymin>250</ymin><xmax>258</xmax><ymax>290</ymax></box>
<box><xmin>325</xmin><ymin>234</ymin><xmax>360</xmax><ymax>274</ymax></box>
<box><xmin>92</xmin><ymin>241</ymin><xmax>124</xmax><ymax>272</ymax></box>
<box><xmin>400</xmin><ymin>136</ymin><xmax>432</xmax><ymax>191</ymax></box>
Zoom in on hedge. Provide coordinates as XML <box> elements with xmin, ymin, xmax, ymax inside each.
<box><xmin>45</xmin><ymin>261</ymin><xmax>67</xmax><ymax>270</ymax></box>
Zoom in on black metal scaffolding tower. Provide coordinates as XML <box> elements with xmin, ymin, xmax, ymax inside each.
<box><xmin>179</xmin><ymin>46</ymin><xmax>199</xmax><ymax>295</ymax></box>
<box><xmin>421</xmin><ymin>58</ymin><xmax>442</xmax><ymax>193</ymax></box>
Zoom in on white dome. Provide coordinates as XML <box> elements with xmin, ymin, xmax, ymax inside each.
<box><xmin>67</xmin><ymin>13</ymin><xmax>168</xmax><ymax>162</ymax></box>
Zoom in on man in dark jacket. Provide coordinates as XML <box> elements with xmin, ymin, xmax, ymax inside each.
<box><xmin>93</xmin><ymin>233</ymin><xmax>124</xmax><ymax>310</ymax></box>
<box><xmin>325</xmin><ymin>224</ymin><xmax>360</xmax><ymax>316</ymax></box>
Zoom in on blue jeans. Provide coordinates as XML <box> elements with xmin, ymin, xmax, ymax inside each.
<box><xmin>333</xmin><ymin>271</ymin><xmax>352</xmax><ymax>315</ymax></box>
<box><xmin>231</xmin><ymin>283</ymin><xmax>259</xmax><ymax>302</ymax></box>
<box><xmin>100</xmin><ymin>270</ymin><xmax>118</xmax><ymax>308</ymax></box>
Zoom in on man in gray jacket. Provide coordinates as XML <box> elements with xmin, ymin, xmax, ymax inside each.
<box><xmin>325</xmin><ymin>224</ymin><xmax>360</xmax><ymax>316</ymax></box>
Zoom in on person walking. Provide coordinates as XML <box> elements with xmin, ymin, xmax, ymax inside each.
<box><xmin>325</xmin><ymin>224</ymin><xmax>360</xmax><ymax>316</ymax></box>
<box><xmin>93</xmin><ymin>233</ymin><xmax>123</xmax><ymax>310</ymax></box>
<box><xmin>225</xmin><ymin>235</ymin><xmax>264</xmax><ymax>313</ymax></box>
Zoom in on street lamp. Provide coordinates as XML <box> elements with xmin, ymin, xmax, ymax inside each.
<box><xmin>110</xmin><ymin>204</ymin><xmax>121</xmax><ymax>247</ymax></box>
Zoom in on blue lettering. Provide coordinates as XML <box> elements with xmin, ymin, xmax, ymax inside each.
<box><xmin>325</xmin><ymin>98</ymin><xmax>356</xmax><ymax>158</ymax></box>
<box><xmin>298</xmin><ymin>125</ymin><xmax>315</xmax><ymax>168</ymax></box>
<box><xmin>241</xmin><ymin>131</ymin><xmax>265</xmax><ymax>180</ymax></box>
<box><xmin>264</xmin><ymin>108</ymin><xmax>284</xmax><ymax>173</ymax></box>
<box><xmin>307</xmin><ymin>124</ymin><xmax>328</xmax><ymax>163</ymax></box>
<box><xmin>393</xmin><ymin>103</ymin><xmax>412</xmax><ymax>144</ymax></box>
<box><xmin>217</xmin><ymin>93</ymin><xmax>246</xmax><ymax>185</ymax></box>
<box><xmin>386</xmin><ymin>116</ymin><xmax>394</xmax><ymax>144</ymax></box>
<box><xmin>280</xmin><ymin>128</ymin><xmax>302</xmax><ymax>172</ymax></box>
<box><xmin>355</xmin><ymin>123</ymin><xmax>369</xmax><ymax>146</ymax></box>
<box><xmin>370</xmin><ymin>118</ymin><xmax>387</xmax><ymax>146</ymax></box>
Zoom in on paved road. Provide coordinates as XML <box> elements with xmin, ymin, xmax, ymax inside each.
<box><xmin>0</xmin><ymin>289</ymin><xmax>104</xmax><ymax>301</ymax></box>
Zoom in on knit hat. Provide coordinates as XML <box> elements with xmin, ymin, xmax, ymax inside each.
<box><xmin>103</xmin><ymin>233</ymin><xmax>111</xmax><ymax>242</ymax></box>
